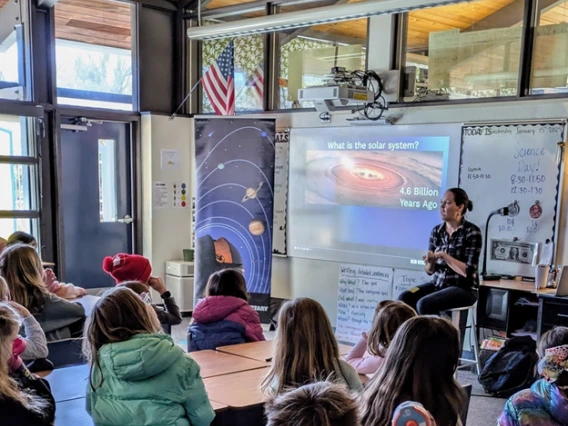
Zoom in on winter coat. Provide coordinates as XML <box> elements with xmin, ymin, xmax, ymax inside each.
<box><xmin>188</xmin><ymin>295</ymin><xmax>264</xmax><ymax>352</ymax></box>
<box><xmin>498</xmin><ymin>379</ymin><xmax>568</xmax><ymax>426</ymax></box>
<box><xmin>87</xmin><ymin>333</ymin><xmax>215</xmax><ymax>426</ymax></box>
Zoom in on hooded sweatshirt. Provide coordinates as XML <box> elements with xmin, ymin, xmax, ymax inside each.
<box><xmin>87</xmin><ymin>333</ymin><xmax>215</xmax><ymax>426</ymax></box>
<box><xmin>188</xmin><ymin>295</ymin><xmax>265</xmax><ymax>351</ymax></box>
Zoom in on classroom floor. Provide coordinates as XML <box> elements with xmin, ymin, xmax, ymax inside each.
<box><xmin>171</xmin><ymin>318</ymin><xmax>506</xmax><ymax>425</ymax></box>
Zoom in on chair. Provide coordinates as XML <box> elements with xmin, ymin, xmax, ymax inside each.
<box><xmin>446</xmin><ymin>304</ymin><xmax>481</xmax><ymax>376</ymax></box>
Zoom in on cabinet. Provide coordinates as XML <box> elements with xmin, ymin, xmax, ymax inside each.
<box><xmin>537</xmin><ymin>295</ymin><xmax>568</xmax><ymax>338</ymax></box>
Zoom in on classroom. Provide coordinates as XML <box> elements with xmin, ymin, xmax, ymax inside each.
<box><xmin>1</xmin><ymin>0</ymin><xmax>568</xmax><ymax>425</ymax></box>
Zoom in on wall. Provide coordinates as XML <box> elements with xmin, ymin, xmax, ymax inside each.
<box><xmin>270</xmin><ymin>96</ymin><xmax>568</xmax><ymax>326</ymax></box>
<box><xmin>141</xmin><ymin>114</ymin><xmax>194</xmax><ymax>302</ymax></box>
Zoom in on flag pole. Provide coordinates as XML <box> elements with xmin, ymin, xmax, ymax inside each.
<box><xmin>169</xmin><ymin>79</ymin><xmax>202</xmax><ymax>120</ymax></box>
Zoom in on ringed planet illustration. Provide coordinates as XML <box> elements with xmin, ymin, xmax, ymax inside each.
<box><xmin>241</xmin><ymin>182</ymin><xmax>264</xmax><ymax>202</ymax></box>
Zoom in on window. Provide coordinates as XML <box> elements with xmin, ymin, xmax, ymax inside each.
<box><xmin>278</xmin><ymin>19</ymin><xmax>368</xmax><ymax>109</ymax></box>
<box><xmin>531</xmin><ymin>1</ymin><xmax>568</xmax><ymax>94</ymax></box>
<box><xmin>98</xmin><ymin>139</ymin><xmax>117</xmax><ymax>223</ymax></box>
<box><xmin>0</xmin><ymin>114</ymin><xmax>39</xmax><ymax>240</ymax></box>
<box><xmin>403</xmin><ymin>0</ymin><xmax>525</xmax><ymax>102</ymax></box>
<box><xmin>54</xmin><ymin>0</ymin><xmax>133</xmax><ymax>110</ymax></box>
<box><xmin>0</xmin><ymin>0</ymin><xmax>29</xmax><ymax>101</ymax></box>
<box><xmin>201</xmin><ymin>28</ymin><xmax>265</xmax><ymax>113</ymax></box>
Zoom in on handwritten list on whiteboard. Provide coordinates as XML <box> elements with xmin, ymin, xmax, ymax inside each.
<box><xmin>392</xmin><ymin>269</ymin><xmax>430</xmax><ymax>300</ymax></box>
<box><xmin>460</xmin><ymin>123</ymin><xmax>564</xmax><ymax>277</ymax></box>
<box><xmin>335</xmin><ymin>264</ymin><xmax>393</xmax><ymax>344</ymax></box>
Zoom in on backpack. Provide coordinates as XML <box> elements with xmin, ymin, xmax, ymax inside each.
<box><xmin>478</xmin><ymin>336</ymin><xmax>539</xmax><ymax>398</ymax></box>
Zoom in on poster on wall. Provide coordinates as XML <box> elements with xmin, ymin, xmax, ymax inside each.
<box><xmin>194</xmin><ymin>118</ymin><xmax>276</xmax><ymax>318</ymax></box>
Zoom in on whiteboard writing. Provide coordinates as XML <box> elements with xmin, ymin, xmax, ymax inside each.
<box><xmin>273</xmin><ymin>132</ymin><xmax>289</xmax><ymax>255</ymax></box>
<box><xmin>460</xmin><ymin>123</ymin><xmax>564</xmax><ymax>277</ymax></box>
<box><xmin>335</xmin><ymin>264</ymin><xmax>393</xmax><ymax>344</ymax></box>
<box><xmin>392</xmin><ymin>269</ymin><xmax>430</xmax><ymax>300</ymax></box>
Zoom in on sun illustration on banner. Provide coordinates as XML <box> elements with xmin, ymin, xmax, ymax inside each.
<box><xmin>195</xmin><ymin>120</ymin><xmax>275</xmax><ymax>296</ymax></box>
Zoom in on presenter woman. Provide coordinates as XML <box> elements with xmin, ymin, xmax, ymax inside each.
<box><xmin>399</xmin><ymin>188</ymin><xmax>482</xmax><ymax>315</ymax></box>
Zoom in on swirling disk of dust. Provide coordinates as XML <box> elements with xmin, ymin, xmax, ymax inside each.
<box><xmin>306</xmin><ymin>157</ymin><xmax>439</xmax><ymax>207</ymax></box>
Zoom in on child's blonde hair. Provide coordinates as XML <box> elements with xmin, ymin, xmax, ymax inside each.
<box><xmin>266</xmin><ymin>381</ymin><xmax>360</xmax><ymax>426</ymax></box>
<box><xmin>0</xmin><ymin>302</ymin><xmax>46</xmax><ymax>413</ymax></box>
<box><xmin>261</xmin><ymin>298</ymin><xmax>341</xmax><ymax>396</ymax></box>
<box><xmin>367</xmin><ymin>300</ymin><xmax>417</xmax><ymax>357</ymax></box>
<box><xmin>0</xmin><ymin>276</ymin><xmax>9</xmax><ymax>301</ymax></box>
<box><xmin>83</xmin><ymin>286</ymin><xmax>162</xmax><ymax>390</ymax></box>
<box><xmin>0</xmin><ymin>245</ymin><xmax>47</xmax><ymax>314</ymax></box>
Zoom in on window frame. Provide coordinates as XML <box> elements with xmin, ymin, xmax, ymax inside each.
<box><xmin>188</xmin><ymin>0</ymin><xmax>372</xmax><ymax>114</ymax></box>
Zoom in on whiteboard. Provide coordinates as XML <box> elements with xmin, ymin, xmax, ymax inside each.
<box><xmin>335</xmin><ymin>264</ymin><xmax>393</xmax><ymax>344</ymax></box>
<box><xmin>460</xmin><ymin>123</ymin><xmax>565</xmax><ymax>277</ymax></box>
<box><xmin>273</xmin><ymin>131</ymin><xmax>289</xmax><ymax>255</ymax></box>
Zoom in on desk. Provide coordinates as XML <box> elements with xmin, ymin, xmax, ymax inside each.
<box><xmin>479</xmin><ymin>280</ymin><xmax>558</xmax><ymax>339</ymax></box>
<box><xmin>204</xmin><ymin>367</ymin><xmax>269</xmax><ymax>409</ymax></box>
<box><xmin>217</xmin><ymin>340</ymin><xmax>353</xmax><ymax>363</ymax></box>
<box><xmin>189</xmin><ymin>350</ymin><xmax>268</xmax><ymax>378</ymax></box>
<box><xmin>43</xmin><ymin>364</ymin><xmax>90</xmax><ymax>403</ymax></box>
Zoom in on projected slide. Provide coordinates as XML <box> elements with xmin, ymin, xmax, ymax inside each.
<box><xmin>288</xmin><ymin>125</ymin><xmax>462</xmax><ymax>269</ymax></box>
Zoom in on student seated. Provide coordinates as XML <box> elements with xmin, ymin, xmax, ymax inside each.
<box><xmin>7</xmin><ymin>232</ymin><xmax>86</xmax><ymax>299</ymax></box>
<box><xmin>0</xmin><ymin>278</ymin><xmax>48</xmax><ymax>363</ymax></box>
<box><xmin>360</xmin><ymin>316</ymin><xmax>465</xmax><ymax>426</ymax></box>
<box><xmin>188</xmin><ymin>268</ymin><xmax>265</xmax><ymax>351</ymax></box>
<box><xmin>0</xmin><ymin>245</ymin><xmax>86</xmax><ymax>341</ymax></box>
<box><xmin>103</xmin><ymin>253</ymin><xmax>182</xmax><ymax>327</ymax></box>
<box><xmin>498</xmin><ymin>326</ymin><xmax>568</xmax><ymax>426</ymax></box>
<box><xmin>84</xmin><ymin>287</ymin><xmax>215</xmax><ymax>426</ymax></box>
<box><xmin>345</xmin><ymin>300</ymin><xmax>416</xmax><ymax>375</ymax></box>
<box><xmin>261</xmin><ymin>298</ymin><xmax>363</xmax><ymax>397</ymax></box>
<box><xmin>265</xmin><ymin>381</ymin><xmax>360</xmax><ymax>426</ymax></box>
<box><xmin>0</xmin><ymin>303</ymin><xmax>55</xmax><ymax>426</ymax></box>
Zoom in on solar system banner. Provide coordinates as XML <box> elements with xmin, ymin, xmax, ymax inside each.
<box><xmin>194</xmin><ymin>118</ymin><xmax>276</xmax><ymax>318</ymax></box>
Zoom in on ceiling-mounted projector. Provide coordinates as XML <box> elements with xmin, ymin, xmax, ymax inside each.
<box><xmin>298</xmin><ymin>85</ymin><xmax>374</xmax><ymax>113</ymax></box>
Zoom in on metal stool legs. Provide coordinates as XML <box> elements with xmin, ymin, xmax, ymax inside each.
<box><xmin>449</xmin><ymin>304</ymin><xmax>481</xmax><ymax>376</ymax></box>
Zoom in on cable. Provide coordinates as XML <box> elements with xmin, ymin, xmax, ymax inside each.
<box><xmin>349</xmin><ymin>69</ymin><xmax>388</xmax><ymax>121</ymax></box>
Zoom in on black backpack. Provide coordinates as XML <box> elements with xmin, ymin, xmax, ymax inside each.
<box><xmin>478</xmin><ymin>336</ymin><xmax>539</xmax><ymax>398</ymax></box>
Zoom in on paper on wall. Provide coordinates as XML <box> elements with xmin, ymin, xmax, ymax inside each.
<box><xmin>161</xmin><ymin>149</ymin><xmax>181</xmax><ymax>170</ymax></box>
<box><xmin>152</xmin><ymin>181</ymin><xmax>169</xmax><ymax>209</ymax></box>
<box><xmin>392</xmin><ymin>269</ymin><xmax>431</xmax><ymax>300</ymax></box>
<box><xmin>335</xmin><ymin>264</ymin><xmax>393</xmax><ymax>345</ymax></box>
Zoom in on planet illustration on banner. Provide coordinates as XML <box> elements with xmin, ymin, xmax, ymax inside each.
<box><xmin>241</xmin><ymin>182</ymin><xmax>264</xmax><ymax>203</ymax></box>
<box><xmin>249</xmin><ymin>219</ymin><xmax>266</xmax><ymax>236</ymax></box>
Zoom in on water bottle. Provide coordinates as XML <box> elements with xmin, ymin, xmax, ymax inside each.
<box><xmin>392</xmin><ymin>401</ymin><xmax>435</xmax><ymax>426</ymax></box>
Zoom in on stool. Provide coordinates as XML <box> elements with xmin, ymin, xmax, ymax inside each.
<box><xmin>446</xmin><ymin>304</ymin><xmax>481</xmax><ymax>376</ymax></box>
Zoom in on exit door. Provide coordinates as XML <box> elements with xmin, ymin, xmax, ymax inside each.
<box><xmin>60</xmin><ymin>119</ymin><xmax>134</xmax><ymax>289</ymax></box>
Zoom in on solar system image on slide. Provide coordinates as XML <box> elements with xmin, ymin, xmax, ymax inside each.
<box><xmin>305</xmin><ymin>150</ymin><xmax>443</xmax><ymax>208</ymax></box>
<box><xmin>194</xmin><ymin>119</ymin><xmax>275</xmax><ymax>308</ymax></box>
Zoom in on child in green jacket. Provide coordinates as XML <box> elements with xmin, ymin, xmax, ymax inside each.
<box><xmin>84</xmin><ymin>286</ymin><xmax>215</xmax><ymax>426</ymax></box>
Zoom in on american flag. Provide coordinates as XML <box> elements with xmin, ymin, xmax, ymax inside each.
<box><xmin>246</xmin><ymin>64</ymin><xmax>264</xmax><ymax>109</ymax></box>
<box><xmin>202</xmin><ymin>41</ymin><xmax>235</xmax><ymax>115</ymax></box>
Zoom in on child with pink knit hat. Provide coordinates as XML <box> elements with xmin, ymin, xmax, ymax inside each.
<box><xmin>102</xmin><ymin>253</ymin><xmax>182</xmax><ymax>327</ymax></box>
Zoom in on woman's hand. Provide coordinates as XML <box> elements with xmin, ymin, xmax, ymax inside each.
<box><xmin>434</xmin><ymin>251</ymin><xmax>447</xmax><ymax>260</ymax></box>
<box><xmin>423</xmin><ymin>251</ymin><xmax>436</xmax><ymax>264</ymax></box>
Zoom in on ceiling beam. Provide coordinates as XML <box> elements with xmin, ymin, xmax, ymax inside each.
<box><xmin>462</xmin><ymin>0</ymin><xmax>563</xmax><ymax>32</ymax></box>
<box><xmin>280</xmin><ymin>0</ymin><xmax>349</xmax><ymax>45</ymax></box>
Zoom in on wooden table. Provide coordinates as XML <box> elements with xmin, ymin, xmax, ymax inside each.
<box><xmin>204</xmin><ymin>367</ymin><xmax>269</xmax><ymax>409</ymax></box>
<box><xmin>216</xmin><ymin>340</ymin><xmax>354</xmax><ymax>363</ymax></box>
<box><xmin>43</xmin><ymin>364</ymin><xmax>90</xmax><ymax>403</ymax></box>
<box><xmin>189</xmin><ymin>350</ymin><xmax>268</xmax><ymax>378</ymax></box>
<box><xmin>481</xmin><ymin>279</ymin><xmax>556</xmax><ymax>295</ymax></box>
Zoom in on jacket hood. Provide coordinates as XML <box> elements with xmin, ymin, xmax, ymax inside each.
<box><xmin>192</xmin><ymin>295</ymin><xmax>248</xmax><ymax>323</ymax></box>
<box><xmin>98</xmin><ymin>333</ymin><xmax>184</xmax><ymax>381</ymax></box>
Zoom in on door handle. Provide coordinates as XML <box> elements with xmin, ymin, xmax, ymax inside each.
<box><xmin>117</xmin><ymin>215</ymin><xmax>133</xmax><ymax>224</ymax></box>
